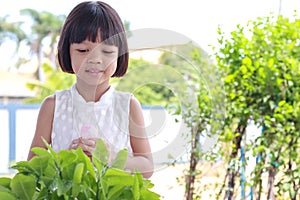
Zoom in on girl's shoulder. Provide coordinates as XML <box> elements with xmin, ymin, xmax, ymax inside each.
<box><xmin>112</xmin><ymin>89</ymin><xmax>141</xmax><ymax>107</ymax></box>
<box><xmin>112</xmin><ymin>89</ymin><xmax>142</xmax><ymax>113</ymax></box>
<box><xmin>38</xmin><ymin>94</ymin><xmax>56</xmax><ymax>117</ymax></box>
<box><xmin>112</xmin><ymin>89</ymin><xmax>132</xmax><ymax>102</ymax></box>
<box><xmin>112</xmin><ymin>88</ymin><xmax>131</xmax><ymax>96</ymax></box>
<box><xmin>129</xmin><ymin>95</ymin><xmax>141</xmax><ymax>108</ymax></box>
<box><xmin>42</xmin><ymin>94</ymin><xmax>56</xmax><ymax>107</ymax></box>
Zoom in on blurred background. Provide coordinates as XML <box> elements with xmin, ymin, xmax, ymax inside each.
<box><xmin>1</xmin><ymin>0</ymin><xmax>300</xmax><ymax>199</ymax></box>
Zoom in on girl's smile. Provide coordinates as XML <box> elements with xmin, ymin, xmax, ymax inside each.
<box><xmin>70</xmin><ymin>39</ymin><xmax>118</xmax><ymax>85</ymax></box>
<box><xmin>85</xmin><ymin>68</ymin><xmax>104</xmax><ymax>75</ymax></box>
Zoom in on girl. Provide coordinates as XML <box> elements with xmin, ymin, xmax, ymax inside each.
<box><xmin>27</xmin><ymin>1</ymin><xmax>154</xmax><ymax>178</ymax></box>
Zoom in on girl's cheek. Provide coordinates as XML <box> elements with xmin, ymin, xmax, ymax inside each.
<box><xmin>72</xmin><ymin>63</ymin><xmax>83</xmax><ymax>73</ymax></box>
<box><xmin>72</xmin><ymin>65</ymin><xmax>79</xmax><ymax>73</ymax></box>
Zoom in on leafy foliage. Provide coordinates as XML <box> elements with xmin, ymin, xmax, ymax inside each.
<box><xmin>115</xmin><ymin>58</ymin><xmax>179</xmax><ymax>106</ymax></box>
<box><xmin>214</xmin><ymin>13</ymin><xmax>300</xmax><ymax>199</ymax></box>
<box><xmin>158</xmin><ymin>43</ymin><xmax>223</xmax><ymax>199</ymax></box>
<box><xmin>0</xmin><ymin>15</ymin><xmax>26</xmax><ymax>46</ymax></box>
<box><xmin>0</xmin><ymin>139</ymin><xmax>160</xmax><ymax>200</ymax></box>
<box><xmin>24</xmin><ymin>63</ymin><xmax>75</xmax><ymax>103</ymax></box>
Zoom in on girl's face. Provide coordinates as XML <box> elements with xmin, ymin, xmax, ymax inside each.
<box><xmin>70</xmin><ymin>38</ymin><xmax>118</xmax><ymax>86</ymax></box>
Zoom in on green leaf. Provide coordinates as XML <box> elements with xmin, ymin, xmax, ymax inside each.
<box><xmin>28</xmin><ymin>155</ymin><xmax>49</xmax><ymax>176</ymax></box>
<box><xmin>111</xmin><ymin>149</ymin><xmax>128</xmax><ymax>169</ymax></box>
<box><xmin>100</xmin><ymin>178</ymin><xmax>108</xmax><ymax>200</ymax></box>
<box><xmin>10</xmin><ymin>174</ymin><xmax>36</xmax><ymax>200</ymax></box>
<box><xmin>41</xmin><ymin>137</ymin><xmax>58</xmax><ymax>161</ymax></box>
<box><xmin>140</xmin><ymin>188</ymin><xmax>161</xmax><ymax>200</ymax></box>
<box><xmin>39</xmin><ymin>175</ymin><xmax>54</xmax><ymax>188</ymax></box>
<box><xmin>278</xmin><ymin>100</ymin><xmax>286</xmax><ymax>107</ymax></box>
<box><xmin>73</xmin><ymin>163</ymin><xmax>84</xmax><ymax>184</ymax></box>
<box><xmin>92</xmin><ymin>139</ymin><xmax>109</xmax><ymax>172</ymax></box>
<box><xmin>242</xmin><ymin>57</ymin><xmax>252</xmax><ymax>66</ymax></box>
<box><xmin>0</xmin><ymin>177</ymin><xmax>11</xmax><ymax>189</ymax></box>
<box><xmin>71</xmin><ymin>182</ymin><xmax>82</xmax><ymax>198</ymax></box>
<box><xmin>0</xmin><ymin>192</ymin><xmax>17</xmax><ymax>200</ymax></box>
<box><xmin>59</xmin><ymin>150</ymin><xmax>77</xmax><ymax>168</ymax></box>
<box><xmin>104</xmin><ymin>168</ymin><xmax>134</xmax><ymax>186</ymax></box>
<box><xmin>132</xmin><ymin>172</ymin><xmax>140</xmax><ymax>200</ymax></box>
<box><xmin>73</xmin><ymin>147</ymin><xmax>96</xmax><ymax>179</ymax></box>
<box><xmin>0</xmin><ymin>185</ymin><xmax>12</xmax><ymax>193</ymax></box>
<box><xmin>225</xmin><ymin>74</ymin><xmax>235</xmax><ymax>83</ymax></box>
<box><xmin>35</xmin><ymin>187</ymin><xmax>48</xmax><ymax>200</ymax></box>
<box><xmin>10</xmin><ymin>161</ymin><xmax>33</xmax><ymax>174</ymax></box>
<box><xmin>57</xmin><ymin>178</ymin><xmax>72</xmax><ymax>196</ymax></box>
<box><xmin>30</xmin><ymin>147</ymin><xmax>51</xmax><ymax>157</ymax></box>
<box><xmin>107</xmin><ymin>185</ymin><xmax>125</xmax><ymax>199</ymax></box>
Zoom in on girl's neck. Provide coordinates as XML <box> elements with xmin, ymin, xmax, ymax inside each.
<box><xmin>75</xmin><ymin>81</ymin><xmax>110</xmax><ymax>102</ymax></box>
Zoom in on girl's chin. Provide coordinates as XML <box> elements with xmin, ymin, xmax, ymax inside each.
<box><xmin>77</xmin><ymin>75</ymin><xmax>105</xmax><ymax>85</ymax></box>
<box><xmin>76</xmin><ymin>78</ymin><xmax>108</xmax><ymax>87</ymax></box>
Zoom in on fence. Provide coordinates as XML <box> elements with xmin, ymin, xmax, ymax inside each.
<box><xmin>0</xmin><ymin>103</ymin><xmax>186</xmax><ymax>174</ymax></box>
<box><xmin>1</xmin><ymin>103</ymin><xmax>263</xmax><ymax>199</ymax></box>
<box><xmin>0</xmin><ymin>104</ymin><xmax>40</xmax><ymax>174</ymax></box>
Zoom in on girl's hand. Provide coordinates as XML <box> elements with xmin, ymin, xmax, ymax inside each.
<box><xmin>68</xmin><ymin>137</ymin><xmax>116</xmax><ymax>163</ymax></box>
<box><xmin>69</xmin><ymin>137</ymin><xmax>98</xmax><ymax>158</ymax></box>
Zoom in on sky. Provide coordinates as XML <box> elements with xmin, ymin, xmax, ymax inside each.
<box><xmin>0</xmin><ymin>0</ymin><xmax>300</xmax><ymax>70</ymax></box>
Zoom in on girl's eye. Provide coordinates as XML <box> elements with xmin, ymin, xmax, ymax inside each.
<box><xmin>77</xmin><ymin>49</ymin><xmax>89</xmax><ymax>53</ymax></box>
<box><xmin>102</xmin><ymin>50</ymin><xmax>114</xmax><ymax>54</ymax></box>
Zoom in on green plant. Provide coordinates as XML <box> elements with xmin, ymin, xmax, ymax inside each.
<box><xmin>24</xmin><ymin>63</ymin><xmax>75</xmax><ymax>104</ymax></box>
<box><xmin>0</xmin><ymin>139</ymin><xmax>160</xmax><ymax>200</ymax></box>
<box><xmin>214</xmin><ymin>13</ymin><xmax>300</xmax><ymax>199</ymax></box>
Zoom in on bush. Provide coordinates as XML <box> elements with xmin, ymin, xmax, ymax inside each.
<box><xmin>0</xmin><ymin>139</ymin><xmax>160</xmax><ymax>200</ymax></box>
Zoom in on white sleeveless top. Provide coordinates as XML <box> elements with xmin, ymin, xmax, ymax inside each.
<box><xmin>51</xmin><ymin>84</ymin><xmax>133</xmax><ymax>155</ymax></box>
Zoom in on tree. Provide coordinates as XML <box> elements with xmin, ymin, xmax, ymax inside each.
<box><xmin>158</xmin><ymin>42</ymin><xmax>223</xmax><ymax>200</ymax></box>
<box><xmin>0</xmin><ymin>15</ymin><xmax>27</xmax><ymax>71</ymax></box>
<box><xmin>24</xmin><ymin>63</ymin><xmax>75</xmax><ymax>103</ymax></box>
<box><xmin>19</xmin><ymin>8</ymin><xmax>65</xmax><ymax>80</ymax></box>
<box><xmin>0</xmin><ymin>16</ymin><xmax>26</xmax><ymax>47</ymax></box>
<box><xmin>0</xmin><ymin>10</ymin><xmax>65</xmax><ymax>76</ymax></box>
<box><xmin>214</xmin><ymin>13</ymin><xmax>300</xmax><ymax>199</ymax></box>
<box><xmin>115</xmin><ymin>57</ymin><xmax>179</xmax><ymax>106</ymax></box>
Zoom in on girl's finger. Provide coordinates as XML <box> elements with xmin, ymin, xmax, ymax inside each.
<box><xmin>84</xmin><ymin>150</ymin><xmax>92</xmax><ymax>158</ymax></box>
<box><xmin>68</xmin><ymin>138</ymin><xmax>82</xmax><ymax>150</ymax></box>
<box><xmin>69</xmin><ymin>141</ymin><xmax>78</xmax><ymax>150</ymax></box>
<box><xmin>89</xmin><ymin>137</ymin><xmax>99</xmax><ymax>142</ymax></box>
<box><xmin>80</xmin><ymin>143</ymin><xmax>96</xmax><ymax>152</ymax></box>
<box><xmin>80</xmin><ymin>138</ymin><xmax>96</xmax><ymax>147</ymax></box>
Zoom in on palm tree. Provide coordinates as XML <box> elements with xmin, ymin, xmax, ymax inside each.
<box><xmin>19</xmin><ymin>9</ymin><xmax>65</xmax><ymax>80</ymax></box>
<box><xmin>0</xmin><ymin>15</ymin><xmax>26</xmax><ymax>64</ymax></box>
<box><xmin>0</xmin><ymin>16</ymin><xmax>27</xmax><ymax>71</ymax></box>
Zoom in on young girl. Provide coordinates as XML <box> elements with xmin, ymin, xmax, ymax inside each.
<box><xmin>27</xmin><ymin>1</ymin><xmax>154</xmax><ymax>178</ymax></box>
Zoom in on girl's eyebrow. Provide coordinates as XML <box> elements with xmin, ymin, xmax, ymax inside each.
<box><xmin>80</xmin><ymin>40</ymin><xmax>104</xmax><ymax>45</ymax></box>
<box><xmin>79</xmin><ymin>40</ymin><xmax>91</xmax><ymax>44</ymax></box>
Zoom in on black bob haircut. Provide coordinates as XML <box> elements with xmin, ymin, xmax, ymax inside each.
<box><xmin>57</xmin><ymin>1</ymin><xmax>129</xmax><ymax>77</ymax></box>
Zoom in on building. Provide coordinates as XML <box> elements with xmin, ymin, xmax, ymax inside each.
<box><xmin>0</xmin><ymin>70</ymin><xmax>36</xmax><ymax>104</ymax></box>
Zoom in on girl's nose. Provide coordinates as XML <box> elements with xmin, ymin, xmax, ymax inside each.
<box><xmin>87</xmin><ymin>57</ymin><xmax>102</xmax><ymax>64</ymax></box>
<box><xmin>87</xmin><ymin>45</ymin><xmax>103</xmax><ymax>64</ymax></box>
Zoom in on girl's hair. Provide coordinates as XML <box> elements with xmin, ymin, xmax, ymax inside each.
<box><xmin>57</xmin><ymin>1</ymin><xmax>129</xmax><ymax>77</ymax></box>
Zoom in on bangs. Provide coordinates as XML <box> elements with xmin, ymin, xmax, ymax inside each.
<box><xmin>68</xmin><ymin>2</ymin><xmax>123</xmax><ymax>47</ymax></box>
<box><xmin>57</xmin><ymin>1</ymin><xmax>129</xmax><ymax>75</ymax></box>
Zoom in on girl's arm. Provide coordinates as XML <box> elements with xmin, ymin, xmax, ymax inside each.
<box><xmin>126</xmin><ymin>96</ymin><xmax>154</xmax><ymax>178</ymax></box>
<box><xmin>27</xmin><ymin>95</ymin><xmax>55</xmax><ymax>161</ymax></box>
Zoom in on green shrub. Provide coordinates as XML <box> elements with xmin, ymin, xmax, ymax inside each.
<box><xmin>0</xmin><ymin>139</ymin><xmax>160</xmax><ymax>200</ymax></box>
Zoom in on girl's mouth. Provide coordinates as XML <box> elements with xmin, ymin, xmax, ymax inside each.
<box><xmin>85</xmin><ymin>69</ymin><xmax>104</xmax><ymax>75</ymax></box>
